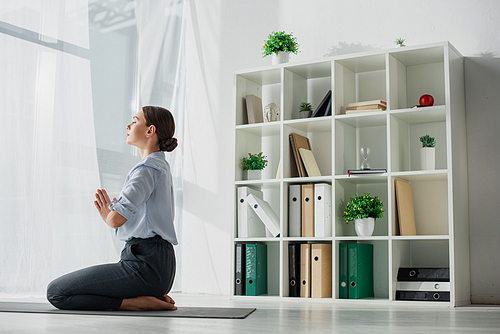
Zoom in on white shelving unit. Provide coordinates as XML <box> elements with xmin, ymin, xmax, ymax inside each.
<box><xmin>232</xmin><ymin>42</ymin><xmax>469</xmax><ymax>306</ymax></box>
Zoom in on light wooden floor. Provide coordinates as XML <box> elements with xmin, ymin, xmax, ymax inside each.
<box><xmin>1</xmin><ymin>293</ymin><xmax>500</xmax><ymax>333</ymax></box>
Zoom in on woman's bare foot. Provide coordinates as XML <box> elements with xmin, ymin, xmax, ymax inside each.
<box><xmin>119</xmin><ymin>296</ymin><xmax>177</xmax><ymax>311</ymax></box>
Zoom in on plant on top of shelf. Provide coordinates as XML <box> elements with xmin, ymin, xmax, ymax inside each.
<box><xmin>262</xmin><ymin>31</ymin><xmax>299</xmax><ymax>57</ymax></box>
<box><xmin>299</xmin><ymin>102</ymin><xmax>313</xmax><ymax>118</ymax></box>
<box><xmin>419</xmin><ymin>134</ymin><xmax>436</xmax><ymax>148</ymax></box>
<box><xmin>242</xmin><ymin>152</ymin><xmax>268</xmax><ymax>170</ymax></box>
<box><xmin>343</xmin><ymin>193</ymin><xmax>384</xmax><ymax>223</ymax></box>
<box><xmin>394</xmin><ymin>37</ymin><xmax>405</xmax><ymax>46</ymax></box>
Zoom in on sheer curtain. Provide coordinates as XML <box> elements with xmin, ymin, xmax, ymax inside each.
<box><xmin>135</xmin><ymin>0</ymin><xmax>186</xmax><ymax>291</ymax></box>
<box><xmin>0</xmin><ymin>1</ymin><xmax>119</xmax><ymax>296</ymax></box>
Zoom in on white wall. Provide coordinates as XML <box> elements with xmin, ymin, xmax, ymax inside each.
<box><xmin>182</xmin><ymin>0</ymin><xmax>500</xmax><ymax>303</ymax></box>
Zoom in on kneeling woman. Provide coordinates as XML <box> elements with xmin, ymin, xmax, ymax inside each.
<box><xmin>47</xmin><ymin>106</ymin><xmax>178</xmax><ymax>311</ymax></box>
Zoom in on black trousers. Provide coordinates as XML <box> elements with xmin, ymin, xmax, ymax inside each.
<box><xmin>46</xmin><ymin>235</ymin><xmax>176</xmax><ymax>310</ymax></box>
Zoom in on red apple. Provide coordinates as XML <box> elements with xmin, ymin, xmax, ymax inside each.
<box><xmin>419</xmin><ymin>94</ymin><xmax>434</xmax><ymax>106</ymax></box>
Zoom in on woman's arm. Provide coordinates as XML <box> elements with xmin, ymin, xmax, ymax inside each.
<box><xmin>94</xmin><ymin>189</ymin><xmax>127</xmax><ymax>228</ymax></box>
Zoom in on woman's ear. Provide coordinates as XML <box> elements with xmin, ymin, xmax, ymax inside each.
<box><xmin>147</xmin><ymin>125</ymin><xmax>156</xmax><ymax>137</ymax></box>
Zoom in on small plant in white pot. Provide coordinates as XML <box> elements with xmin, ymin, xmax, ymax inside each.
<box><xmin>343</xmin><ymin>193</ymin><xmax>384</xmax><ymax>237</ymax></box>
<box><xmin>242</xmin><ymin>152</ymin><xmax>268</xmax><ymax>180</ymax></box>
<box><xmin>394</xmin><ymin>37</ymin><xmax>406</xmax><ymax>47</ymax></box>
<box><xmin>420</xmin><ymin>134</ymin><xmax>436</xmax><ymax>170</ymax></box>
<box><xmin>262</xmin><ymin>31</ymin><xmax>299</xmax><ymax>65</ymax></box>
<box><xmin>299</xmin><ymin>102</ymin><xmax>313</xmax><ymax>118</ymax></box>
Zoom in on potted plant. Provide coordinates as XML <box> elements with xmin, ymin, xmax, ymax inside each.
<box><xmin>394</xmin><ymin>37</ymin><xmax>406</xmax><ymax>47</ymax></box>
<box><xmin>299</xmin><ymin>102</ymin><xmax>313</xmax><ymax>118</ymax></box>
<box><xmin>262</xmin><ymin>31</ymin><xmax>299</xmax><ymax>65</ymax></box>
<box><xmin>419</xmin><ymin>134</ymin><xmax>436</xmax><ymax>170</ymax></box>
<box><xmin>343</xmin><ymin>193</ymin><xmax>384</xmax><ymax>236</ymax></box>
<box><xmin>242</xmin><ymin>152</ymin><xmax>268</xmax><ymax>180</ymax></box>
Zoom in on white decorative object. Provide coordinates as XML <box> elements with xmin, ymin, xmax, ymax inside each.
<box><xmin>420</xmin><ymin>147</ymin><xmax>436</xmax><ymax>170</ymax></box>
<box><xmin>272</xmin><ymin>51</ymin><xmax>289</xmax><ymax>65</ymax></box>
<box><xmin>264</xmin><ymin>102</ymin><xmax>280</xmax><ymax>122</ymax></box>
<box><xmin>354</xmin><ymin>218</ymin><xmax>375</xmax><ymax>236</ymax></box>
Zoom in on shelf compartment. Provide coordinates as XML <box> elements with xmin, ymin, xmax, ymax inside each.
<box><xmin>283</xmin><ymin>180</ymin><xmax>333</xmax><ymax>238</ymax></box>
<box><xmin>391</xmin><ymin>239</ymin><xmax>450</xmax><ymax>301</ymax></box>
<box><xmin>235</xmin><ymin>183</ymin><xmax>281</xmax><ymax>239</ymax></box>
<box><xmin>335</xmin><ymin>240</ymin><xmax>389</xmax><ymax>300</ymax></box>
<box><xmin>390</xmin><ymin>111</ymin><xmax>447</xmax><ymax>173</ymax></box>
<box><xmin>388</xmin><ymin>46</ymin><xmax>445</xmax><ymax>110</ymax></box>
<box><xmin>284</xmin><ymin>123</ymin><xmax>332</xmax><ymax>179</ymax></box>
<box><xmin>335</xmin><ymin>178</ymin><xmax>389</xmax><ymax>237</ymax></box>
<box><xmin>334</xmin><ymin>54</ymin><xmax>386</xmax><ymax>115</ymax></box>
<box><xmin>235</xmin><ymin>69</ymin><xmax>282</xmax><ymax>126</ymax></box>
<box><xmin>335</xmin><ymin>115</ymin><xmax>388</xmax><ymax>175</ymax></box>
<box><xmin>283</xmin><ymin>62</ymin><xmax>332</xmax><ymax>120</ymax></box>
<box><xmin>235</xmin><ymin>127</ymin><xmax>281</xmax><ymax>182</ymax></box>
<box><xmin>391</xmin><ymin>176</ymin><xmax>449</xmax><ymax>237</ymax></box>
<box><xmin>233</xmin><ymin>241</ymin><xmax>281</xmax><ymax>297</ymax></box>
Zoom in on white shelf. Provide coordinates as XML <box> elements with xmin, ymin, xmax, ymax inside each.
<box><xmin>232</xmin><ymin>42</ymin><xmax>469</xmax><ymax>306</ymax></box>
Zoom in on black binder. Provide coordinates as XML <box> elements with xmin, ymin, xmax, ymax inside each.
<box><xmin>396</xmin><ymin>290</ymin><xmax>450</xmax><ymax>301</ymax></box>
<box><xmin>397</xmin><ymin>268</ymin><xmax>449</xmax><ymax>282</ymax></box>
<box><xmin>311</xmin><ymin>90</ymin><xmax>332</xmax><ymax>117</ymax></box>
<box><xmin>288</xmin><ymin>243</ymin><xmax>301</xmax><ymax>297</ymax></box>
<box><xmin>235</xmin><ymin>243</ymin><xmax>246</xmax><ymax>295</ymax></box>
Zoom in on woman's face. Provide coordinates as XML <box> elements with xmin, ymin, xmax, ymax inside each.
<box><xmin>126</xmin><ymin>110</ymin><xmax>150</xmax><ymax>148</ymax></box>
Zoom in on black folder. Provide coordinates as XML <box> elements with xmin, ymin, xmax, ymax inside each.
<box><xmin>235</xmin><ymin>244</ymin><xmax>246</xmax><ymax>295</ymax></box>
<box><xmin>397</xmin><ymin>268</ymin><xmax>449</xmax><ymax>282</ymax></box>
<box><xmin>288</xmin><ymin>243</ymin><xmax>301</xmax><ymax>297</ymax></box>
<box><xmin>311</xmin><ymin>90</ymin><xmax>332</xmax><ymax>117</ymax></box>
<box><xmin>396</xmin><ymin>290</ymin><xmax>450</xmax><ymax>301</ymax></box>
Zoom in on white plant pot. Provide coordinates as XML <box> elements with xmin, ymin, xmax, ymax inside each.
<box><xmin>354</xmin><ymin>217</ymin><xmax>375</xmax><ymax>237</ymax></box>
<box><xmin>272</xmin><ymin>51</ymin><xmax>289</xmax><ymax>65</ymax></box>
<box><xmin>421</xmin><ymin>147</ymin><xmax>436</xmax><ymax>170</ymax></box>
<box><xmin>245</xmin><ymin>170</ymin><xmax>261</xmax><ymax>180</ymax></box>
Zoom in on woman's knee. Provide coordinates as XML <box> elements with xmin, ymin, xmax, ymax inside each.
<box><xmin>46</xmin><ymin>278</ymin><xmax>66</xmax><ymax>309</ymax></box>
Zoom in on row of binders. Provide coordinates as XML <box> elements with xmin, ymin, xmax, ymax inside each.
<box><xmin>396</xmin><ymin>268</ymin><xmax>450</xmax><ymax>301</ymax></box>
<box><xmin>235</xmin><ymin>243</ymin><xmax>267</xmax><ymax>296</ymax></box>
<box><xmin>289</xmin><ymin>243</ymin><xmax>332</xmax><ymax>298</ymax></box>
<box><xmin>238</xmin><ymin>187</ymin><xmax>280</xmax><ymax>238</ymax></box>
<box><xmin>289</xmin><ymin>183</ymin><xmax>332</xmax><ymax>237</ymax></box>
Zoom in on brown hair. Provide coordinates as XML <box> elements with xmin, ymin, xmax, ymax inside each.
<box><xmin>142</xmin><ymin>106</ymin><xmax>178</xmax><ymax>152</ymax></box>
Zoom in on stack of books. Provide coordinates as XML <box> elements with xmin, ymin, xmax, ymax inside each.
<box><xmin>345</xmin><ymin>99</ymin><xmax>387</xmax><ymax>114</ymax></box>
<box><xmin>396</xmin><ymin>268</ymin><xmax>450</xmax><ymax>301</ymax></box>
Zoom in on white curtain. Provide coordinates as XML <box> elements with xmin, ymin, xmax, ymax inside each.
<box><xmin>0</xmin><ymin>1</ymin><xmax>119</xmax><ymax>296</ymax></box>
<box><xmin>135</xmin><ymin>0</ymin><xmax>186</xmax><ymax>291</ymax></box>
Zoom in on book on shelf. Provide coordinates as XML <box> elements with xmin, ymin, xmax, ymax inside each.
<box><xmin>314</xmin><ymin>183</ymin><xmax>332</xmax><ymax>237</ymax></box>
<box><xmin>289</xmin><ymin>133</ymin><xmax>312</xmax><ymax>178</ymax></box>
<box><xmin>298</xmin><ymin>148</ymin><xmax>322</xmax><ymax>177</ymax></box>
<box><xmin>246</xmin><ymin>193</ymin><xmax>280</xmax><ymax>237</ymax></box>
<box><xmin>288</xmin><ymin>184</ymin><xmax>302</xmax><ymax>237</ymax></box>
<box><xmin>245</xmin><ymin>95</ymin><xmax>263</xmax><ymax>124</ymax></box>
<box><xmin>288</xmin><ymin>243</ymin><xmax>301</xmax><ymax>297</ymax></box>
<box><xmin>348</xmin><ymin>99</ymin><xmax>387</xmax><ymax>108</ymax></box>
<box><xmin>339</xmin><ymin>243</ymin><xmax>374</xmax><ymax>299</ymax></box>
<box><xmin>311</xmin><ymin>90</ymin><xmax>332</xmax><ymax>117</ymax></box>
<box><xmin>396</xmin><ymin>281</ymin><xmax>451</xmax><ymax>291</ymax></box>
<box><xmin>234</xmin><ymin>243</ymin><xmax>246</xmax><ymax>295</ymax></box>
<box><xmin>397</xmin><ymin>268</ymin><xmax>450</xmax><ymax>282</ymax></box>
<box><xmin>237</xmin><ymin>187</ymin><xmax>266</xmax><ymax>238</ymax></box>
<box><xmin>345</xmin><ymin>104</ymin><xmax>386</xmax><ymax>114</ymax></box>
<box><xmin>347</xmin><ymin>169</ymin><xmax>386</xmax><ymax>176</ymax></box>
<box><xmin>311</xmin><ymin>244</ymin><xmax>332</xmax><ymax>298</ymax></box>
<box><xmin>396</xmin><ymin>290</ymin><xmax>450</xmax><ymax>301</ymax></box>
<box><xmin>394</xmin><ymin>180</ymin><xmax>417</xmax><ymax>236</ymax></box>
<box><xmin>245</xmin><ymin>243</ymin><xmax>267</xmax><ymax>296</ymax></box>
<box><xmin>301</xmin><ymin>184</ymin><xmax>315</xmax><ymax>238</ymax></box>
<box><xmin>300</xmin><ymin>243</ymin><xmax>311</xmax><ymax>298</ymax></box>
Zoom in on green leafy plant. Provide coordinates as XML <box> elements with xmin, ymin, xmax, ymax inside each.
<box><xmin>262</xmin><ymin>31</ymin><xmax>299</xmax><ymax>57</ymax></box>
<box><xmin>299</xmin><ymin>102</ymin><xmax>313</xmax><ymax>112</ymax></box>
<box><xmin>343</xmin><ymin>193</ymin><xmax>384</xmax><ymax>223</ymax></box>
<box><xmin>242</xmin><ymin>152</ymin><xmax>268</xmax><ymax>170</ymax></box>
<box><xmin>394</xmin><ymin>37</ymin><xmax>405</xmax><ymax>45</ymax></box>
<box><xmin>419</xmin><ymin>134</ymin><xmax>436</xmax><ymax>148</ymax></box>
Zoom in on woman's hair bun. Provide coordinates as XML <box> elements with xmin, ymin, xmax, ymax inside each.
<box><xmin>160</xmin><ymin>137</ymin><xmax>178</xmax><ymax>152</ymax></box>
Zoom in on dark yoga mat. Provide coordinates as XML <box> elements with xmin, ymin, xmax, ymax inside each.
<box><xmin>0</xmin><ymin>302</ymin><xmax>256</xmax><ymax>319</ymax></box>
